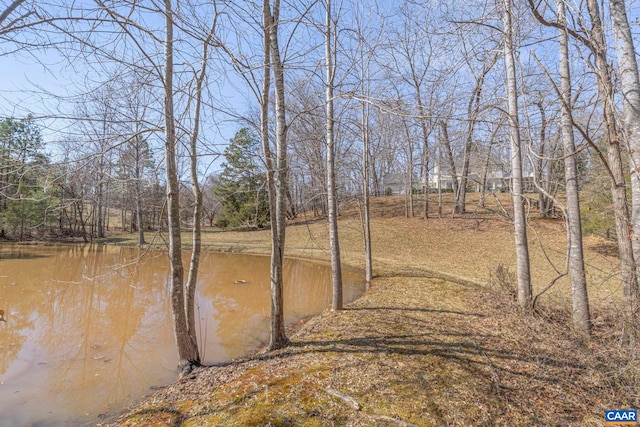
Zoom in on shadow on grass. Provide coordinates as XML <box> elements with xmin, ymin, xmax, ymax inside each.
<box><xmin>346</xmin><ymin>306</ymin><xmax>487</xmax><ymax>317</ymax></box>
<box><xmin>212</xmin><ymin>323</ymin><xmax>589</xmax><ymax>425</ymax></box>
<box><xmin>162</xmin><ymin>300</ymin><xmax>598</xmax><ymax>425</ymax></box>
<box><xmin>241</xmin><ymin>312</ymin><xmax>586</xmax><ymax>392</ymax></box>
<box><xmin>287</xmin><ymin>333</ymin><xmax>584</xmax><ymax>374</ymax></box>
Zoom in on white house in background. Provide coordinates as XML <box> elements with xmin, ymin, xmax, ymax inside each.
<box><xmin>430</xmin><ymin>152</ymin><xmax>509</xmax><ymax>192</ymax></box>
<box><xmin>382</xmin><ymin>173</ymin><xmax>423</xmax><ymax>195</ymax></box>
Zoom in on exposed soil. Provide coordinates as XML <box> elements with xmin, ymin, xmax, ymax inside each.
<box><xmin>108</xmin><ymin>195</ymin><xmax>635</xmax><ymax>427</ymax></box>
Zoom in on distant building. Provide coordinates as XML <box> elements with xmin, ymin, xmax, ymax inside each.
<box><xmin>430</xmin><ymin>151</ymin><xmax>509</xmax><ymax>192</ymax></box>
<box><xmin>383</xmin><ymin>173</ymin><xmax>423</xmax><ymax>196</ymax></box>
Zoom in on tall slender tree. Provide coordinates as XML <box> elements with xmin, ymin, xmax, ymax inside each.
<box><xmin>527</xmin><ymin>0</ymin><xmax>638</xmax><ymax>319</ymax></box>
<box><xmin>185</xmin><ymin>12</ymin><xmax>218</xmax><ymax>361</ymax></box>
<box><xmin>325</xmin><ymin>0</ymin><xmax>343</xmax><ymax>310</ymax></box>
<box><xmin>609</xmin><ymin>0</ymin><xmax>640</xmax><ymax>281</ymax></box>
<box><xmin>264</xmin><ymin>0</ymin><xmax>288</xmax><ymax>350</ymax></box>
<box><xmin>585</xmin><ymin>0</ymin><xmax>638</xmax><ymax>316</ymax></box>
<box><xmin>162</xmin><ymin>0</ymin><xmax>200</xmax><ymax>374</ymax></box>
<box><xmin>456</xmin><ymin>51</ymin><xmax>499</xmax><ymax>214</ymax></box>
<box><xmin>503</xmin><ymin>0</ymin><xmax>532</xmax><ymax>308</ymax></box>
<box><xmin>351</xmin><ymin>4</ymin><xmax>378</xmax><ymax>285</ymax></box>
<box><xmin>557</xmin><ymin>0</ymin><xmax>590</xmax><ymax>335</ymax></box>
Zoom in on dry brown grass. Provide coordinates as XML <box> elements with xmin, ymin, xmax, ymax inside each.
<box><xmin>110</xmin><ymin>194</ymin><xmax>635</xmax><ymax>427</ymax></box>
<box><xmin>192</xmin><ymin>194</ymin><xmax>621</xmax><ymax>307</ymax></box>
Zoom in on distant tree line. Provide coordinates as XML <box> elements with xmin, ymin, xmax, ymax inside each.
<box><xmin>0</xmin><ymin>116</ymin><xmax>166</xmax><ymax>242</ymax></box>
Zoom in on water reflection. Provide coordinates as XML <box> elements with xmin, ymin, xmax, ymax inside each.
<box><xmin>0</xmin><ymin>244</ymin><xmax>364</xmax><ymax>426</ymax></box>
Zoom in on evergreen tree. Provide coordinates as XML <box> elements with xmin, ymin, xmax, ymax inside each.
<box><xmin>214</xmin><ymin>128</ymin><xmax>269</xmax><ymax>229</ymax></box>
<box><xmin>0</xmin><ymin>116</ymin><xmax>51</xmax><ymax>239</ymax></box>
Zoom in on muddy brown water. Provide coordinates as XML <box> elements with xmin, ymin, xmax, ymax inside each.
<box><xmin>0</xmin><ymin>244</ymin><xmax>365</xmax><ymax>427</ymax></box>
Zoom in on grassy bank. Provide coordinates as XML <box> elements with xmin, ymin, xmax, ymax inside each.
<box><xmin>110</xmin><ymin>195</ymin><xmax>632</xmax><ymax>426</ymax></box>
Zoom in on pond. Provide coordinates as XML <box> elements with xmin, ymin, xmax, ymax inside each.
<box><xmin>0</xmin><ymin>244</ymin><xmax>365</xmax><ymax>427</ymax></box>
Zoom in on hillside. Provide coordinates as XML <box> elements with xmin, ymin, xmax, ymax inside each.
<box><xmin>110</xmin><ymin>195</ymin><xmax>631</xmax><ymax>426</ymax></box>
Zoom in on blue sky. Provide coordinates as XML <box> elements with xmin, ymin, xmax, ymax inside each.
<box><xmin>0</xmin><ymin>46</ymin><xmax>92</xmax><ymax>145</ymax></box>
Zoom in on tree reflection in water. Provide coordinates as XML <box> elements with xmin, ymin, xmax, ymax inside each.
<box><xmin>0</xmin><ymin>244</ymin><xmax>364</xmax><ymax>426</ymax></box>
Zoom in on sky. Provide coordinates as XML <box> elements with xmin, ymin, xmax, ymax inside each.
<box><xmin>0</xmin><ymin>14</ymin><xmax>245</xmax><ymax>174</ymax></box>
<box><xmin>0</xmin><ymin>0</ymin><xmax>257</xmax><ymax>167</ymax></box>
<box><xmin>0</xmin><ymin>51</ymin><xmax>72</xmax><ymax>136</ymax></box>
<box><xmin>3</xmin><ymin>0</ymin><xmax>640</xmax><ymax>162</ymax></box>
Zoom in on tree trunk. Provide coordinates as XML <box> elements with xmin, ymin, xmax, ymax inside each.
<box><xmin>534</xmin><ymin>100</ymin><xmax>552</xmax><ymax>218</ymax></box>
<box><xmin>285</xmin><ymin>185</ymin><xmax>296</xmax><ymax>219</ymax></box>
<box><xmin>609</xmin><ymin>0</ymin><xmax>640</xmax><ymax>287</ymax></box>
<box><xmin>134</xmin><ymin>138</ymin><xmax>146</xmax><ymax>245</ymax></box>
<box><xmin>437</xmin><ymin>143</ymin><xmax>443</xmax><ymax>217</ymax></box>
<box><xmin>185</xmin><ymin>21</ymin><xmax>214</xmax><ymax>360</ymax></box>
<box><xmin>371</xmin><ymin>164</ymin><xmax>380</xmax><ymax>197</ymax></box>
<box><xmin>265</xmin><ymin>0</ymin><xmax>288</xmax><ymax>350</ymax></box>
<box><xmin>413</xmin><ymin>86</ymin><xmax>429</xmax><ymax>220</ymax></box>
<box><xmin>457</xmin><ymin>54</ymin><xmax>497</xmax><ymax>214</ymax></box>
<box><xmin>503</xmin><ymin>0</ymin><xmax>532</xmax><ymax>309</ymax></box>
<box><xmin>164</xmin><ymin>0</ymin><xmax>200</xmax><ymax>375</ymax></box>
<box><xmin>587</xmin><ymin>0</ymin><xmax>639</xmax><ymax>318</ymax></box>
<box><xmin>135</xmin><ymin>183</ymin><xmax>145</xmax><ymax>245</ymax></box>
<box><xmin>479</xmin><ymin>121</ymin><xmax>501</xmax><ymax>208</ymax></box>
<box><xmin>407</xmin><ymin>157</ymin><xmax>414</xmax><ymax>217</ymax></box>
<box><xmin>361</xmin><ymin>95</ymin><xmax>373</xmax><ymax>285</ymax></box>
<box><xmin>97</xmin><ymin>180</ymin><xmax>104</xmax><ymax>238</ymax></box>
<box><xmin>78</xmin><ymin>200</ymin><xmax>88</xmax><ymax>243</ymax></box>
<box><xmin>440</xmin><ymin>120</ymin><xmax>458</xmax><ymax>212</ymax></box>
<box><xmin>121</xmin><ymin>194</ymin><xmax>126</xmax><ymax>232</ymax></box>
<box><xmin>105</xmin><ymin>180</ymin><xmax>110</xmax><ymax>232</ymax></box>
<box><xmin>325</xmin><ymin>0</ymin><xmax>343</xmax><ymax>310</ymax></box>
<box><xmin>558</xmin><ymin>0</ymin><xmax>591</xmax><ymax>336</ymax></box>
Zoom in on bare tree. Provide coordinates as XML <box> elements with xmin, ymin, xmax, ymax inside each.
<box><xmin>439</xmin><ymin>119</ymin><xmax>459</xmax><ymax>207</ymax></box>
<box><xmin>385</xmin><ymin>4</ymin><xmax>436</xmax><ymax>219</ymax></box>
<box><xmin>557</xmin><ymin>0</ymin><xmax>590</xmax><ymax>335</ymax></box>
<box><xmin>609</xmin><ymin>0</ymin><xmax>640</xmax><ymax>280</ymax></box>
<box><xmin>214</xmin><ymin>0</ymin><xmax>292</xmax><ymax>351</ymax></box>
<box><xmin>184</xmin><ymin>9</ymin><xmax>218</xmax><ymax>362</ymax></box>
<box><xmin>503</xmin><ymin>0</ymin><xmax>532</xmax><ymax>309</ymax></box>
<box><xmin>117</xmin><ymin>76</ymin><xmax>157</xmax><ymax>246</ymax></box>
<box><xmin>360</xmin><ymin>95</ymin><xmax>373</xmax><ymax>284</ymax></box>
<box><xmin>350</xmin><ymin>3</ymin><xmax>381</xmax><ymax>285</ymax></box>
<box><xmin>162</xmin><ymin>0</ymin><xmax>200</xmax><ymax>374</ymax></box>
<box><xmin>74</xmin><ymin>86</ymin><xmax>117</xmax><ymax>240</ymax></box>
<box><xmin>531</xmin><ymin>97</ymin><xmax>556</xmax><ymax>218</ymax></box>
<box><xmin>287</xmin><ymin>86</ymin><xmax>327</xmax><ymax>217</ymax></box>
<box><xmin>584</xmin><ymin>0</ymin><xmax>638</xmax><ymax>317</ymax></box>
<box><xmin>265</xmin><ymin>0</ymin><xmax>288</xmax><ymax>350</ymax></box>
<box><xmin>324</xmin><ymin>0</ymin><xmax>343</xmax><ymax>310</ymax></box>
<box><xmin>455</xmin><ymin>47</ymin><xmax>499</xmax><ymax>215</ymax></box>
<box><xmin>527</xmin><ymin>0</ymin><xmax>638</xmax><ymax>319</ymax></box>
<box><xmin>478</xmin><ymin>116</ymin><xmax>505</xmax><ymax>208</ymax></box>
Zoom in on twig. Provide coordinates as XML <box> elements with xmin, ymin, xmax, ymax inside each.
<box><xmin>324</xmin><ymin>387</ymin><xmax>360</xmax><ymax>411</ymax></box>
<box><xmin>324</xmin><ymin>388</ymin><xmax>420</xmax><ymax>426</ymax></box>
<box><xmin>476</xmin><ymin>343</ymin><xmax>503</xmax><ymax>395</ymax></box>
<box><xmin>491</xmin><ymin>193</ymin><xmax>513</xmax><ymax>221</ymax></box>
<box><xmin>532</xmin><ymin>272</ymin><xmax>568</xmax><ymax>309</ymax></box>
